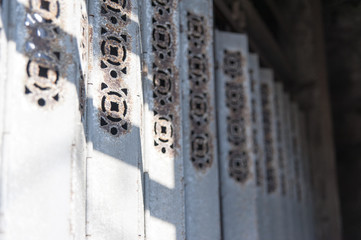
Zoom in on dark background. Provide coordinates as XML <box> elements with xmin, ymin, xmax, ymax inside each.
<box><xmin>215</xmin><ymin>0</ymin><xmax>361</xmax><ymax>239</ymax></box>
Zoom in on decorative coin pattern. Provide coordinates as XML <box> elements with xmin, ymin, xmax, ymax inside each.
<box><xmin>249</xmin><ymin>69</ymin><xmax>263</xmax><ymax>186</ymax></box>
<box><xmin>223</xmin><ymin>50</ymin><xmax>250</xmax><ymax>183</ymax></box>
<box><xmin>98</xmin><ymin>0</ymin><xmax>131</xmax><ymax>136</ymax></box>
<box><xmin>151</xmin><ymin>0</ymin><xmax>179</xmax><ymax>154</ymax></box>
<box><xmin>187</xmin><ymin>12</ymin><xmax>212</xmax><ymax>170</ymax></box>
<box><xmin>24</xmin><ymin>0</ymin><xmax>62</xmax><ymax>107</ymax></box>
<box><xmin>261</xmin><ymin>83</ymin><xmax>277</xmax><ymax>193</ymax></box>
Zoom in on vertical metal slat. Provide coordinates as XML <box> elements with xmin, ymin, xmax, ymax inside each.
<box><xmin>86</xmin><ymin>0</ymin><xmax>145</xmax><ymax>239</ymax></box>
<box><xmin>139</xmin><ymin>0</ymin><xmax>185</xmax><ymax>239</ymax></box>
<box><xmin>215</xmin><ymin>30</ymin><xmax>259</xmax><ymax>240</ymax></box>
<box><xmin>179</xmin><ymin>1</ymin><xmax>221</xmax><ymax>239</ymax></box>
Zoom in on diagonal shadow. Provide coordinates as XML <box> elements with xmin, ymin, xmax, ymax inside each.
<box><xmin>0</xmin><ymin>0</ymin><xmax>185</xmax><ymax>239</ymax></box>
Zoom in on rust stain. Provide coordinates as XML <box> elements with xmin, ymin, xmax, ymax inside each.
<box><xmin>187</xmin><ymin>11</ymin><xmax>213</xmax><ymax>171</ymax></box>
<box><xmin>78</xmin><ymin>4</ymin><xmax>88</xmax><ymax>120</ymax></box>
<box><xmin>97</xmin><ymin>0</ymin><xmax>132</xmax><ymax>136</ymax></box>
<box><xmin>261</xmin><ymin>82</ymin><xmax>277</xmax><ymax>193</ymax></box>
<box><xmin>274</xmin><ymin>90</ymin><xmax>287</xmax><ymax>195</ymax></box>
<box><xmin>249</xmin><ymin>69</ymin><xmax>263</xmax><ymax>186</ymax></box>
<box><xmin>223</xmin><ymin>50</ymin><xmax>252</xmax><ymax>184</ymax></box>
<box><xmin>151</xmin><ymin>0</ymin><xmax>181</xmax><ymax>156</ymax></box>
<box><xmin>24</xmin><ymin>0</ymin><xmax>66</xmax><ymax>109</ymax></box>
<box><xmin>88</xmin><ymin>27</ymin><xmax>93</xmax><ymax>71</ymax></box>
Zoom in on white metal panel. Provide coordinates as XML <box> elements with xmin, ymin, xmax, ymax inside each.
<box><xmin>71</xmin><ymin>0</ymin><xmax>88</xmax><ymax>239</ymax></box>
<box><xmin>282</xmin><ymin>92</ymin><xmax>297</xmax><ymax>239</ymax></box>
<box><xmin>86</xmin><ymin>0</ymin><xmax>145</xmax><ymax>239</ymax></box>
<box><xmin>274</xmin><ymin>83</ymin><xmax>289</xmax><ymax>240</ymax></box>
<box><xmin>0</xmin><ymin>0</ymin><xmax>8</xmax><ymax>235</ymax></box>
<box><xmin>179</xmin><ymin>1</ymin><xmax>221</xmax><ymax>240</ymax></box>
<box><xmin>248</xmin><ymin>54</ymin><xmax>267</xmax><ymax>240</ymax></box>
<box><xmin>215</xmin><ymin>30</ymin><xmax>259</xmax><ymax>240</ymax></box>
<box><xmin>139</xmin><ymin>1</ymin><xmax>185</xmax><ymax>240</ymax></box>
<box><xmin>3</xmin><ymin>0</ymin><xmax>86</xmax><ymax>239</ymax></box>
<box><xmin>259</xmin><ymin>69</ymin><xmax>282</xmax><ymax>240</ymax></box>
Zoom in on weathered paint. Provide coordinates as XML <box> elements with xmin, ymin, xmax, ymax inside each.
<box><xmin>179</xmin><ymin>0</ymin><xmax>221</xmax><ymax>239</ymax></box>
<box><xmin>71</xmin><ymin>1</ymin><xmax>87</xmax><ymax>239</ymax></box>
<box><xmin>215</xmin><ymin>30</ymin><xmax>259</xmax><ymax>240</ymax></box>
<box><xmin>248</xmin><ymin>54</ymin><xmax>267</xmax><ymax>240</ymax></box>
<box><xmin>2</xmin><ymin>0</ymin><xmax>86</xmax><ymax>239</ymax></box>
<box><xmin>139</xmin><ymin>0</ymin><xmax>185</xmax><ymax>239</ymax></box>
<box><xmin>259</xmin><ymin>69</ymin><xmax>283</xmax><ymax>240</ymax></box>
<box><xmin>87</xmin><ymin>0</ymin><xmax>145</xmax><ymax>239</ymax></box>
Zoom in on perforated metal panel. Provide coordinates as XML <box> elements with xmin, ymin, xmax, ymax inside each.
<box><xmin>259</xmin><ymin>69</ymin><xmax>283</xmax><ymax>240</ymax></box>
<box><xmin>86</xmin><ymin>0</ymin><xmax>145</xmax><ymax>239</ymax></box>
<box><xmin>215</xmin><ymin>30</ymin><xmax>259</xmax><ymax>240</ymax></box>
<box><xmin>248</xmin><ymin>54</ymin><xmax>267</xmax><ymax>240</ymax></box>
<box><xmin>179</xmin><ymin>1</ymin><xmax>221</xmax><ymax>239</ymax></box>
<box><xmin>139</xmin><ymin>1</ymin><xmax>185</xmax><ymax>239</ymax></box>
<box><xmin>2</xmin><ymin>0</ymin><xmax>86</xmax><ymax>239</ymax></box>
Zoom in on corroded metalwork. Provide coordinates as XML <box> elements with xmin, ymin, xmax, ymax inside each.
<box><xmin>291</xmin><ymin>108</ymin><xmax>302</xmax><ymax>201</ymax></box>
<box><xmin>223</xmin><ymin>50</ymin><xmax>249</xmax><ymax>183</ymax></box>
<box><xmin>249</xmin><ymin>69</ymin><xmax>263</xmax><ymax>186</ymax></box>
<box><xmin>187</xmin><ymin>12</ymin><xmax>212</xmax><ymax>170</ymax></box>
<box><xmin>98</xmin><ymin>0</ymin><xmax>131</xmax><ymax>136</ymax></box>
<box><xmin>261</xmin><ymin>83</ymin><xmax>277</xmax><ymax>193</ymax></box>
<box><xmin>78</xmin><ymin>2</ymin><xmax>88</xmax><ymax>119</ymax></box>
<box><xmin>24</xmin><ymin>0</ymin><xmax>62</xmax><ymax>107</ymax></box>
<box><xmin>151</xmin><ymin>0</ymin><xmax>179</xmax><ymax>154</ymax></box>
<box><xmin>275</xmin><ymin>88</ymin><xmax>287</xmax><ymax>195</ymax></box>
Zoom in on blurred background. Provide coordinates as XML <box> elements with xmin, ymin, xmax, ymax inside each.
<box><xmin>214</xmin><ymin>0</ymin><xmax>361</xmax><ymax>239</ymax></box>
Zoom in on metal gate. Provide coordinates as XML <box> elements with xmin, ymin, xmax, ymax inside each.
<box><xmin>0</xmin><ymin>1</ymin><xmax>316</xmax><ymax>240</ymax></box>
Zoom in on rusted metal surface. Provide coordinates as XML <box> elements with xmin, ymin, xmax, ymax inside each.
<box><xmin>180</xmin><ymin>1</ymin><xmax>220</xmax><ymax>239</ymax></box>
<box><xmin>24</xmin><ymin>0</ymin><xmax>65</xmax><ymax>108</ymax></box>
<box><xmin>249</xmin><ymin>54</ymin><xmax>269</xmax><ymax>240</ymax></box>
<box><xmin>216</xmin><ymin>31</ymin><xmax>259</xmax><ymax>240</ymax></box>
<box><xmin>274</xmin><ymin>83</ymin><xmax>287</xmax><ymax>196</ymax></box>
<box><xmin>223</xmin><ymin>50</ymin><xmax>251</xmax><ymax>183</ymax></box>
<box><xmin>98</xmin><ymin>0</ymin><xmax>132</xmax><ymax>136</ymax></box>
<box><xmin>86</xmin><ymin>0</ymin><xmax>144</xmax><ymax>238</ymax></box>
<box><xmin>260</xmin><ymin>69</ymin><xmax>284</xmax><ymax>240</ymax></box>
<box><xmin>186</xmin><ymin>11</ymin><xmax>213</xmax><ymax>170</ymax></box>
<box><xmin>140</xmin><ymin>0</ymin><xmax>185</xmax><ymax>239</ymax></box>
<box><xmin>260</xmin><ymin>81</ymin><xmax>277</xmax><ymax>193</ymax></box>
<box><xmin>78</xmin><ymin>1</ymin><xmax>88</xmax><ymax>120</ymax></box>
<box><xmin>249</xmin><ymin>56</ymin><xmax>264</xmax><ymax>187</ymax></box>
<box><xmin>2</xmin><ymin>0</ymin><xmax>88</xmax><ymax>239</ymax></box>
<box><xmin>151</xmin><ymin>0</ymin><xmax>180</xmax><ymax>155</ymax></box>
